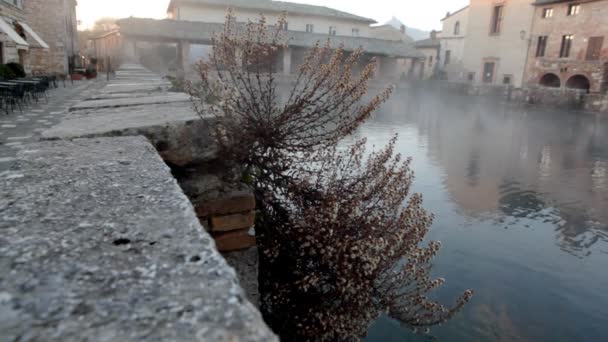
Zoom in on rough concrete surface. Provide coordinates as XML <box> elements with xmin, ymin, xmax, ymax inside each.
<box><xmin>0</xmin><ymin>136</ymin><xmax>276</xmax><ymax>341</ymax></box>
<box><xmin>70</xmin><ymin>93</ymin><xmax>191</xmax><ymax>111</ymax></box>
<box><xmin>42</xmin><ymin>102</ymin><xmax>217</xmax><ymax>166</ymax></box>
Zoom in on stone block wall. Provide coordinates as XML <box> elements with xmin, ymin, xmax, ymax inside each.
<box><xmin>524</xmin><ymin>0</ymin><xmax>608</xmax><ymax>93</ymax></box>
<box><xmin>23</xmin><ymin>0</ymin><xmax>78</xmax><ymax>74</ymax></box>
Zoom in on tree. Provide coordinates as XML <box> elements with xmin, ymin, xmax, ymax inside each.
<box><xmin>190</xmin><ymin>10</ymin><xmax>472</xmax><ymax>341</ymax></box>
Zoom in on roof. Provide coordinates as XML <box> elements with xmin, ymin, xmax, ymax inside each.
<box><xmin>167</xmin><ymin>0</ymin><xmax>376</xmax><ymax>23</ymax></box>
<box><xmin>116</xmin><ymin>18</ymin><xmax>422</xmax><ymax>58</ymax></box>
<box><xmin>441</xmin><ymin>5</ymin><xmax>469</xmax><ymax>21</ymax></box>
<box><xmin>415</xmin><ymin>37</ymin><xmax>440</xmax><ymax>48</ymax></box>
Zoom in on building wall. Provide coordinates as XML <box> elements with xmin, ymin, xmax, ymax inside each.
<box><xmin>370</xmin><ymin>25</ymin><xmax>413</xmax><ymax>42</ymax></box>
<box><xmin>24</xmin><ymin>0</ymin><xmax>78</xmax><ymax>74</ymax></box>
<box><xmin>172</xmin><ymin>4</ymin><xmax>373</xmax><ymax>38</ymax></box>
<box><xmin>524</xmin><ymin>0</ymin><xmax>608</xmax><ymax>93</ymax></box>
<box><xmin>416</xmin><ymin>46</ymin><xmax>440</xmax><ymax>80</ymax></box>
<box><xmin>440</xmin><ymin>7</ymin><xmax>469</xmax><ymax>81</ymax></box>
<box><xmin>463</xmin><ymin>0</ymin><xmax>536</xmax><ymax>87</ymax></box>
<box><xmin>0</xmin><ymin>1</ymin><xmax>27</xmax><ymax>65</ymax></box>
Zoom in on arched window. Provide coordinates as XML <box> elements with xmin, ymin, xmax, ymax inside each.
<box><xmin>566</xmin><ymin>75</ymin><xmax>590</xmax><ymax>92</ymax></box>
<box><xmin>539</xmin><ymin>73</ymin><xmax>561</xmax><ymax>88</ymax></box>
<box><xmin>454</xmin><ymin>21</ymin><xmax>460</xmax><ymax>35</ymax></box>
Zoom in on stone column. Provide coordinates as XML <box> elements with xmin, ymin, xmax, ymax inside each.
<box><xmin>177</xmin><ymin>40</ymin><xmax>191</xmax><ymax>80</ymax></box>
<box><xmin>282</xmin><ymin>47</ymin><xmax>292</xmax><ymax>75</ymax></box>
<box><xmin>122</xmin><ymin>37</ymin><xmax>138</xmax><ymax>62</ymax></box>
<box><xmin>374</xmin><ymin>56</ymin><xmax>382</xmax><ymax>80</ymax></box>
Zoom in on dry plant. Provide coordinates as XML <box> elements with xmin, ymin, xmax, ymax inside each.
<box><xmin>189</xmin><ymin>9</ymin><xmax>472</xmax><ymax>341</ymax></box>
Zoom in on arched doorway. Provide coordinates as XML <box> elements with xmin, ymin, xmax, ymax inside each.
<box><xmin>539</xmin><ymin>73</ymin><xmax>561</xmax><ymax>88</ymax></box>
<box><xmin>566</xmin><ymin>75</ymin><xmax>591</xmax><ymax>92</ymax></box>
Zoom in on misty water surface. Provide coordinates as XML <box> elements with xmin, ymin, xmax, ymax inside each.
<box><xmin>362</xmin><ymin>91</ymin><xmax>608</xmax><ymax>342</ymax></box>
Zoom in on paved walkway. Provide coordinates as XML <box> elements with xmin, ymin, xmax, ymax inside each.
<box><xmin>0</xmin><ymin>79</ymin><xmax>106</xmax><ymax>172</ymax></box>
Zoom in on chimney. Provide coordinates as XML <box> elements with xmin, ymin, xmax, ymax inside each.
<box><xmin>446</xmin><ymin>11</ymin><xmax>450</xmax><ymax>18</ymax></box>
<box><xmin>431</xmin><ymin>30</ymin><xmax>437</xmax><ymax>40</ymax></box>
<box><xmin>400</xmin><ymin>24</ymin><xmax>406</xmax><ymax>34</ymax></box>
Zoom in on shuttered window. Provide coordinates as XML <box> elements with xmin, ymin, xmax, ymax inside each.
<box><xmin>586</xmin><ymin>36</ymin><xmax>604</xmax><ymax>61</ymax></box>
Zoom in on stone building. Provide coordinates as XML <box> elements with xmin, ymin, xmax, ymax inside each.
<box><xmin>415</xmin><ymin>30</ymin><xmax>441</xmax><ymax>80</ymax></box>
<box><xmin>0</xmin><ymin>0</ymin><xmax>49</xmax><ymax>72</ymax></box>
<box><xmin>524</xmin><ymin>0</ymin><xmax>608</xmax><ymax>93</ymax></box>
<box><xmin>95</xmin><ymin>0</ymin><xmax>423</xmax><ymax>81</ymax></box>
<box><xmin>461</xmin><ymin>0</ymin><xmax>536</xmax><ymax>87</ymax></box>
<box><xmin>0</xmin><ymin>0</ymin><xmax>77</xmax><ymax>75</ymax></box>
<box><xmin>439</xmin><ymin>6</ymin><xmax>469</xmax><ymax>81</ymax></box>
<box><xmin>23</xmin><ymin>0</ymin><xmax>78</xmax><ymax>74</ymax></box>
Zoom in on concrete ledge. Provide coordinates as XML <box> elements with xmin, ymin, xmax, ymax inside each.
<box><xmin>0</xmin><ymin>137</ymin><xmax>276</xmax><ymax>341</ymax></box>
<box><xmin>42</xmin><ymin>102</ymin><xmax>217</xmax><ymax>166</ymax></box>
<box><xmin>70</xmin><ymin>93</ymin><xmax>191</xmax><ymax>111</ymax></box>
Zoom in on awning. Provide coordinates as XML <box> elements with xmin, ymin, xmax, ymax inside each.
<box><xmin>19</xmin><ymin>21</ymin><xmax>50</xmax><ymax>49</ymax></box>
<box><xmin>0</xmin><ymin>17</ymin><xmax>28</xmax><ymax>50</ymax></box>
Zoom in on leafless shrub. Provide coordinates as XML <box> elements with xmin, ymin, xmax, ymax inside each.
<box><xmin>190</xmin><ymin>10</ymin><xmax>472</xmax><ymax>341</ymax></box>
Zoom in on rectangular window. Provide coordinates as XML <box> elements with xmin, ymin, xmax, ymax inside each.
<box><xmin>503</xmin><ymin>75</ymin><xmax>512</xmax><ymax>85</ymax></box>
<box><xmin>542</xmin><ymin>8</ymin><xmax>553</xmax><ymax>18</ymax></box>
<box><xmin>536</xmin><ymin>36</ymin><xmax>548</xmax><ymax>57</ymax></box>
<box><xmin>352</xmin><ymin>28</ymin><xmax>360</xmax><ymax>37</ymax></box>
<box><xmin>429</xmin><ymin>55</ymin><xmax>433</xmax><ymax>64</ymax></box>
<box><xmin>586</xmin><ymin>36</ymin><xmax>604</xmax><ymax>60</ymax></box>
<box><xmin>560</xmin><ymin>35</ymin><xmax>574</xmax><ymax>58</ymax></box>
<box><xmin>444</xmin><ymin>50</ymin><xmax>451</xmax><ymax>65</ymax></box>
<box><xmin>567</xmin><ymin>4</ymin><xmax>580</xmax><ymax>16</ymax></box>
<box><xmin>491</xmin><ymin>5</ymin><xmax>504</xmax><ymax>34</ymax></box>
<box><xmin>468</xmin><ymin>72</ymin><xmax>475</xmax><ymax>82</ymax></box>
<box><xmin>329</xmin><ymin>26</ymin><xmax>337</xmax><ymax>36</ymax></box>
<box><xmin>306</xmin><ymin>24</ymin><xmax>314</xmax><ymax>33</ymax></box>
<box><xmin>0</xmin><ymin>42</ymin><xmax>3</xmax><ymax>64</ymax></box>
<box><xmin>483</xmin><ymin>62</ymin><xmax>495</xmax><ymax>83</ymax></box>
<box><xmin>280</xmin><ymin>22</ymin><xmax>288</xmax><ymax>30</ymax></box>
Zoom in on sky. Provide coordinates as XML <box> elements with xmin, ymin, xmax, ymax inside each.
<box><xmin>76</xmin><ymin>0</ymin><xmax>469</xmax><ymax>31</ymax></box>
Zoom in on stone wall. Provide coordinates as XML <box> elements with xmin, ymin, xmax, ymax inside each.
<box><xmin>524</xmin><ymin>0</ymin><xmax>608</xmax><ymax>93</ymax></box>
<box><xmin>0</xmin><ymin>2</ymin><xmax>27</xmax><ymax>65</ymax></box>
<box><xmin>23</xmin><ymin>0</ymin><xmax>78</xmax><ymax>74</ymax></box>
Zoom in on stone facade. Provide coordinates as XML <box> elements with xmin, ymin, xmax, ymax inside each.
<box><xmin>0</xmin><ymin>0</ymin><xmax>28</xmax><ymax>66</ymax></box>
<box><xmin>23</xmin><ymin>0</ymin><xmax>78</xmax><ymax>74</ymax></box>
<box><xmin>524</xmin><ymin>0</ymin><xmax>608</xmax><ymax>93</ymax></box>
<box><xmin>462</xmin><ymin>0</ymin><xmax>536</xmax><ymax>88</ymax></box>
<box><xmin>439</xmin><ymin>6</ymin><xmax>469</xmax><ymax>81</ymax></box>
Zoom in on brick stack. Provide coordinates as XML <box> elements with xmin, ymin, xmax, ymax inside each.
<box><xmin>179</xmin><ymin>172</ymin><xmax>257</xmax><ymax>252</ymax></box>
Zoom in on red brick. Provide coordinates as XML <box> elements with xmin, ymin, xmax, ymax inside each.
<box><xmin>213</xmin><ymin>229</ymin><xmax>256</xmax><ymax>252</ymax></box>
<box><xmin>210</xmin><ymin>211</ymin><xmax>255</xmax><ymax>232</ymax></box>
<box><xmin>196</xmin><ymin>194</ymin><xmax>256</xmax><ymax>217</ymax></box>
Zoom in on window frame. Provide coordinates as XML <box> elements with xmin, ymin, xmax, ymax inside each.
<box><xmin>352</xmin><ymin>28</ymin><xmax>360</xmax><ymax>37</ymax></box>
<box><xmin>329</xmin><ymin>26</ymin><xmax>337</xmax><ymax>36</ymax></box>
<box><xmin>542</xmin><ymin>8</ymin><xmax>553</xmax><ymax>18</ymax></box>
<box><xmin>454</xmin><ymin>21</ymin><xmax>460</xmax><ymax>35</ymax></box>
<box><xmin>444</xmin><ymin>50</ymin><xmax>451</xmax><ymax>65</ymax></box>
<box><xmin>502</xmin><ymin>74</ymin><xmax>513</xmax><ymax>85</ymax></box>
<box><xmin>567</xmin><ymin>4</ymin><xmax>580</xmax><ymax>16</ymax></box>
<box><xmin>586</xmin><ymin>36</ymin><xmax>604</xmax><ymax>61</ymax></box>
<box><xmin>306</xmin><ymin>24</ymin><xmax>314</xmax><ymax>33</ymax></box>
<box><xmin>536</xmin><ymin>35</ymin><xmax>548</xmax><ymax>57</ymax></box>
<box><xmin>490</xmin><ymin>5</ymin><xmax>504</xmax><ymax>35</ymax></box>
<box><xmin>560</xmin><ymin>34</ymin><xmax>574</xmax><ymax>58</ymax></box>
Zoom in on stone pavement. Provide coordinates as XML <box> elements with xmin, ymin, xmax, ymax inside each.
<box><xmin>0</xmin><ymin>80</ymin><xmax>106</xmax><ymax>172</ymax></box>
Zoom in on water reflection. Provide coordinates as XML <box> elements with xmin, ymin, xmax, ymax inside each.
<box><xmin>376</xmin><ymin>92</ymin><xmax>608</xmax><ymax>256</ymax></box>
<box><xmin>364</xmin><ymin>90</ymin><xmax>608</xmax><ymax>341</ymax></box>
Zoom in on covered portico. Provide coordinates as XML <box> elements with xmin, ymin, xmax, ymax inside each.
<box><xmin>107</xmin><ymin>18</ymin><xmax>424</xmax><ymax>81</ymax></box>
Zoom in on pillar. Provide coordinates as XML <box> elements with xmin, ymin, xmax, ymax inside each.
<box><xmin>282</xmin><ymin>47</ymin><xmax>292</xmax><ymax>75</ymax></box>
<box><xmin>177</xmin><ymin>40</ymin><xmax>191</xmax><ymax>80</ymax></box>
<box><xmin>122</xmin><ymin>38</ymin><xmax>138</xmax><ymax>62</ymax></box>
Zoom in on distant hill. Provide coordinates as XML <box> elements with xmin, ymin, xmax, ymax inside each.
<box><xmin>383</xmin><ymin>16</ymin><xmax>430</xmax><ymax>41</ymax></box>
